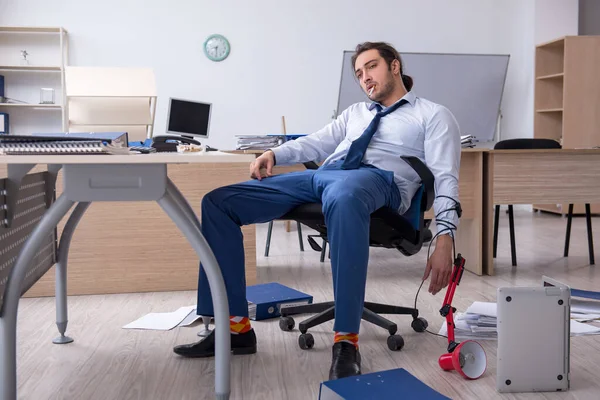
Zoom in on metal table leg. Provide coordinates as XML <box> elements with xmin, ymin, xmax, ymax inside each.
<box><xmin>157</xmin><ymin>185</ymin><xmax>231</xmax><ymax>400</ymax></box>
<box><xmin>53</xmin><ymin>202</ymin><xmax>90</xmax><ymax>344</ymax></box>
<box><xmin>0</xmin><ymin>194</ymin><xmax>75</xmax><ymax>400</ymax></box>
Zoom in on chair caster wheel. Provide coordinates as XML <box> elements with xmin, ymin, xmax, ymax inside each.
<box><xmin>279</xmin><ymin>316</ymin><xmax>295</xmax><ymax>332</ymax></box>
<box><xmin>411</xmin><ymin>317</ymin><xmax>428</xmax><ymax>333</ymax></box>
<box><xmin>387</xmin><ymin>334</ymin><xmax>404</xmax><ymax>351</ymax></box>
<box><xmin>298</xmin><ymin>333</ymin><xmax>314</xmax><ymax>350</ymax></box>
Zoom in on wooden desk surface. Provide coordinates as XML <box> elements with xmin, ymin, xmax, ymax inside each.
<box><xmin>483</xmin><ymin>148</ymin><xmax>600</xmax><ymax>275</ymax></box>
<box><xmin>0</xmin><ymin>151</ymin><xmax>255</xmax><ymax>164</ymax></box>
<box><xmin>489</xmin><ymin>149</ymin><xmax>600</xmax><ymax>204</ymax></box>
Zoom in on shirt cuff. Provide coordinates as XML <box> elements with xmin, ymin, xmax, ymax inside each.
<box><xmin>269</xmin><ymin>145</ymin><xmax>292</xmax><ymax>165</ymax></box>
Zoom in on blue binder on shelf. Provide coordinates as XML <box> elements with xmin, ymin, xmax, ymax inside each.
<box><xmin>318</xmin><ymin>368</ymin><xmax>451</xmax><ymax>400</ymax></box>
<box><xmin>0</xmin><ymin>74</ymin><xmax>5</xmax><ymax>98</ymax></box>
<box><xmin>0</xmin><ymin>112</ymin><xmax>8</xmax><ymax>134</ymax></box>
<box><xmin>246</xmin><ymin>282</ymin><xmax>312</xmax><ymax>321</ymax></box>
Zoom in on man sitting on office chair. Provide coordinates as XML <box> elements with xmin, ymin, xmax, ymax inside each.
<box><xmin>173</xmin><ymin>41</ymin><xmax>461</xmax><ymax>380</ymax></box>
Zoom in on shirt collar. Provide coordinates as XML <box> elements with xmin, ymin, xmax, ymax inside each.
<box><xmin>368</xmin><ymin>90</ymin><xmax>416</xmax><ymax>111</ymax></box>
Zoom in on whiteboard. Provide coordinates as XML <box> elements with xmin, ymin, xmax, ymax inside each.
<box><xmin>336</xmin><ymin>51</ymin><xmax>510</xmax><ymax>142</ymax></box>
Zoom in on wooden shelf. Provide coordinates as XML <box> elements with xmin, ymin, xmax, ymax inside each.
<box><xmin>0</xmin><ymin>26</ymin><xmax>68</xmax><ymax>132</ymax></box>
<box><xmin>537</xmin><ymin>36</ymin><xmax>566</xmax><ymax>48</ymax></box>
<box><xmin>0</xmin><ymin>104</ymin><xmax>62</xmax><ymax>109</ymax></box>
<box><xmin>534</xmin><ymin>36</ymin><xmax>600</xmax><ymax>149</ymax></box>
<box><xmin>0</xmin><ymin>65</ymin><xmax>61</xmax><ymax>72</ymax></box>
<box><xmin>536</xmin><ymin>72</ymin><xmax>564</xmax><ymax>80</ymax></box>
<box><xmin>536</xmin><ymin>108</ymin><xmax>563</xmax><ymax>113</ymax></box>
<box><xmin>0</xmin><ymin>27</ymin><xmax>66</xmax><ymax>33</ymax></box>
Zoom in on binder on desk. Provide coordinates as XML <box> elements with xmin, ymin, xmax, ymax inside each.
<box><xmin>31</xmin><ymin>132</ymin><xmax>129</xmax><ymax>147</ymax></box>
<box><xmin>319</xmin><ymin>368</ymin><xmax>450</xmax><ymax>400</ymax></box>
<box><xmin>246</xmin><ymin>282</ymin><xmax>312</xmax><ymax>320</ymax></box>
<box><xmin>0</xmin><ymin>135</ymin><xmax>129</xmax><ymax>155</ymax></box>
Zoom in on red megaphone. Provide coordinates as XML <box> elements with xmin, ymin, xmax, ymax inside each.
<box><xmin>438</xmin><ymin>340</ymin><xmax>487</xmax><ymax>380</ymax></box>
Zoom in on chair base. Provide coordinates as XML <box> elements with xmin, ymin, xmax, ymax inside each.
<box><xmin>279</xmin><ymin>300</ymin><xmax>427</xmax><ymax>351</ymax></box>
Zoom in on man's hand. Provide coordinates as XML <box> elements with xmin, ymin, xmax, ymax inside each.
<box><xmin>250</xmin><ymin>150</ymin><xmax>276</xmax><ymax>180</ymax></box>
<box><xmin>422</xmin><ymin>234</ymin><xmax>453</xmax><ymax>295</ymax></box>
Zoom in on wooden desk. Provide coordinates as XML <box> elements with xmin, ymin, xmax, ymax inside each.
<box><xmin>0</xmin><ymin>157</ymin><xmax>258</xmax><ymax>298</ymax></box>
<box><xmin>0</xmin><ymin>151</ymin><xmax>255</xmax><ymax>399</ymax></box>
<box><xmin>482</xmin><ymin>149</ymin><xmax>600</xmax><ymax>275</ymax></box>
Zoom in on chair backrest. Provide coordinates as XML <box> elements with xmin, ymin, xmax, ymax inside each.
<box><xmin>494</xmin><ymin>138</ymin><xmax>561</xmax><ymax>150</ymax></box>
<box><xmin>401</xmin><ymin>185</ymin><xmax>425</xmax><ymax>232</ymax></box>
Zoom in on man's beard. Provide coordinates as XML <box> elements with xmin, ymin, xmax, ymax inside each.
<box><xmin>371</xmin><ymin>75</ymin><xmax>396</xmax><ymax>103</ymax></box>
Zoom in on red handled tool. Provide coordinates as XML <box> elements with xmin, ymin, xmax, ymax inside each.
<box><xmin>437</xmin><ymin>254</ymin><xmax>487</xmax><ymax>379</ymax></box>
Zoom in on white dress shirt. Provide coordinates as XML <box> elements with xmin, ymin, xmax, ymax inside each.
<box><xmin>270</xmin><ymin>90</ymin><xmax>461</xmax><ymax>234</ymax></box>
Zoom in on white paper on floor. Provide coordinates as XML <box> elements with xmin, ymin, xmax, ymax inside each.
<box><xmin>123</xmin><ymin>305</ymin><xmax>196</xmax><ymax>330</ymax></box>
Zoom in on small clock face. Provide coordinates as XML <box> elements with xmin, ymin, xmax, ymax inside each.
<box><xmin>204</xmin><ymin>34</ymin><xmax>230</xmax><ymax>62</ymax></box>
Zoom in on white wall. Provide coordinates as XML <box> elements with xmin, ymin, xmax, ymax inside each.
<box><xmin>535</xmin><ymin>0</ymin><xmax>579</xmax><ymax>44</ymax></box>
<box><xmin>0</xmin><ymin>0</ymin><xmax>574</xmax><ymax>148</ymax></box>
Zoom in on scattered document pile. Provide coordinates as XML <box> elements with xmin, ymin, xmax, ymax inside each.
<box><xmin>439</xmin><ymin>301</ymin><xmax>600</xmax><ymax>339</ymax></box>
<box><xmin>235</xmin><ymin>135</ymin><xmax>284</xmax><ymax>150</ymax></box>
<box><xmin>438</xmin><ymin>302</ymin><xmax>498</xmax><ymax>340</ymax></box>
<box><xmin>461</xmin><ymin>135</ymin><xmax>477</xmax><ymax>148</ymax></box>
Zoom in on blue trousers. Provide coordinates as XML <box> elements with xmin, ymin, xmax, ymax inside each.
<box><xmin>197</xmin><ymin>160</ymin><xmax>401</xmax><ymax>333</ymax></box>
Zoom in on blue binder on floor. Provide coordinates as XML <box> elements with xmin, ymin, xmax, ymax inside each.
<box><xmin>246</xmin><ymin>282</ymin><xmax>312</xmax><ymax>320</ymax></box>
<box><xmin>318</xmin><ymin>368</ymin><xmax>451</xmax><ymax>400</ymax></box>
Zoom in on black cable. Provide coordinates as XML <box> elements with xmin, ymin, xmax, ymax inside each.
<box><xmin>414</xmin><ymin>195</ymin><xmax>462</xmax><ymax>339</ymax></box>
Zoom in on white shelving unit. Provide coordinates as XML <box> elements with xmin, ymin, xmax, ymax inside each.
<box><xmin>0</xmin><ymin>26</ymin><xmax>68</xmax><ymax>133</ymax></box>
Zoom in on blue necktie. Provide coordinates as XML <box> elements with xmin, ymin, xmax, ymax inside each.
<box><xmin>341</xmin><ymin>99</ymin><xmax>408</xmax><ymax>169</ymax></box>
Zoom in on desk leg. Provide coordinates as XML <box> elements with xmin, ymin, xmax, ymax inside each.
<box><xmin>165</xmin><ymin>178</ymin><xmax>201</xmax><ymax>230</ymax></box>
<box><xmin>157</xmin><ymin>187</ymin><xmax>231</xmax><ymax>400</ymax></box>
<box><xmin>53</xmin><ymin>202</ymin><xmax>90</xmax><ymax>345</ymax></box>
<box><xmin>0</xmin><ymin>194</ymin><xmax>75</xmax><ymax>400</ymax></box>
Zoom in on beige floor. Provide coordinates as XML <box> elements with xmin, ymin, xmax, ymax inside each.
<box><xmin>14</xmin><ymin>207</ymin><xmax>600</xmax><ymax>400</ymax></box>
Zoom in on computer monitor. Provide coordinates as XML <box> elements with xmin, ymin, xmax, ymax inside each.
<box><xmin>166</xmin><ymin>98</ymin><xmax>212</xmax><ymax>138</ymax></box>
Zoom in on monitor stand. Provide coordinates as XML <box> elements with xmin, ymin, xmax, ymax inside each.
<box><xmin>180</xmin><ymin>135</ymin><xmax>201</xmax><ymax>145</ymax></box>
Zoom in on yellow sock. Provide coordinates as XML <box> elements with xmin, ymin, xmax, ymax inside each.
<box><xmin>229</xmin><ymin>316</ymin><xmax>251</xmax><ymax>334</ymax></box>
<box><xmin>334</xmin><ymin>331</ymin><xmax>358</xmax><ymax>348</ymax></box>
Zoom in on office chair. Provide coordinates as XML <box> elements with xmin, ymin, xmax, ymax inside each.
<box><xmin>277</xmin><ymin>156</ymin><xmax>436</xmax><ymax>352</ymax></box>
<box><xmin>264</xmin><ymin>220</ymin><xmax>305</xmax><ymax>256</ymax></box>
<box><xmin>492</xmin><ymin>138</ymin><xmax>594</xmax><ymax>266</ymax></box>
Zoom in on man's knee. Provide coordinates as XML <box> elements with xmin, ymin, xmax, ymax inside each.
<box><xmin>202</xmin><ymin>185</ymin><xmax>236</xmax><ymax>212</ymax></box>
<box><xmin>322</xmin><ymin>187</ymin><xmax>367</xmax><ymax>215</ymax></box>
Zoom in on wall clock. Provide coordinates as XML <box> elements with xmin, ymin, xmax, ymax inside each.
<box><xmin>204</xmin><ymin>34</ymin><xmax>230</xmax><ymax>62</ymax></box>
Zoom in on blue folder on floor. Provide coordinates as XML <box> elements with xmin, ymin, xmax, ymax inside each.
<box><xmin>318</xmin><ymin>368</ymin><xmax>451</xmax><ymax>400</ymax></box>
<box><xmin>246</xmin><ymin>282</ymin><xmax>312</xmax><ymax>320</ymax></box>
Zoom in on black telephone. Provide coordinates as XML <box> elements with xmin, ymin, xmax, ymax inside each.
<box><xmin>151</xmin><ymin>135</ymin><xmax>201</xmax><ymax>152</ymax></box>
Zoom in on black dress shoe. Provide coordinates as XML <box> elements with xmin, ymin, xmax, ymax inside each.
<box><xmin>329</xmin><ymin>342</ymin><xmax>361</xmax><ymax>380</ymax></box>
<box><xmin>173</xmin><ymin>329</ymin><xmax>257</xmax><ymax>358</ymax></box>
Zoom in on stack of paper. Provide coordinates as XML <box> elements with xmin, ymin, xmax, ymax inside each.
<box><xmin>235</xmin><ymin>135</ymin><xmax>284</xmax><ymax>150</ymax></box>
<box><xmin>461</xmin><ymin>135</ymin><xmax>477</xmax><ymax>148</ymax></box>
<box><xmin>438</xmin><ymin>302</ymin><xmax>498</xmax><ymax>340</ymax></box>
<box><xmin>438</xmin><ymin>301</ymin><xmax>600</xmax><ymax>339</ymax></box>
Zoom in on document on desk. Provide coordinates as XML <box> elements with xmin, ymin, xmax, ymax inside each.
<box><xmin>123</xmin><ymin>305</ymin><xmax>196</xmax><ymax>330</ymax></box>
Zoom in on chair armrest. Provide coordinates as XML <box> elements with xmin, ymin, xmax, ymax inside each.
<box><xmin>400</xmin><ymin>155</ymin><xmax>435</xmax><ymax>211</ymax></box>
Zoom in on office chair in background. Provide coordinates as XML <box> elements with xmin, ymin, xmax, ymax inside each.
<box><xmin>492</xmin><ymin>138</ymin><xmax>594</xmax><ymax>266</ymax></box>
<box><xmin>277</xmin><ymin>156</ymin><xmax>437</xmax><ymax>352</ymax></box>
